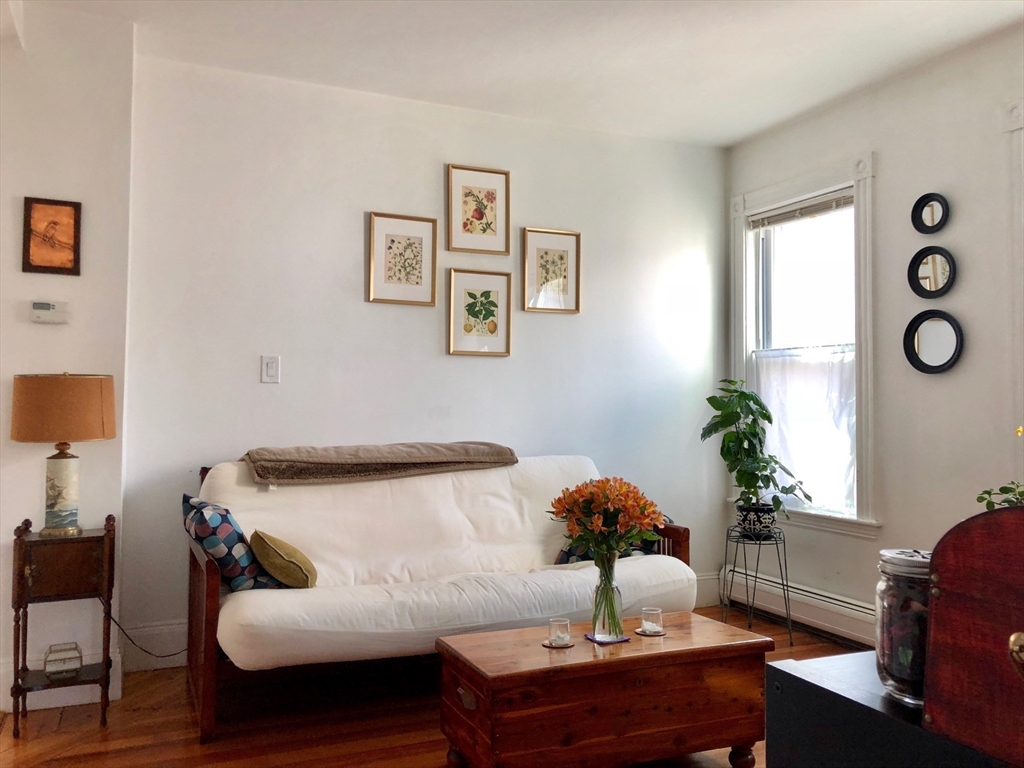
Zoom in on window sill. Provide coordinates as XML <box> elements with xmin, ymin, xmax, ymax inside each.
<box><xmin>780</xmin><ymin>508</ymin><xmax>881</xmax><ymax>540</ymax></box>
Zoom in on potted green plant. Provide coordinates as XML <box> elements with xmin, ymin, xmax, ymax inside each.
<box><xmin>700</xmin><ymin>379</ymin><xmax>812</xmax><ymax>538</ymax></box>
<box><xmin>976</xmin><ymin>482</ymin><xmax>1024</xmax><ymax>510</ymax></box>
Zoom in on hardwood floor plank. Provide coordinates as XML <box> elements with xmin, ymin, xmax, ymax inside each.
<box><xmin>0</xmin><ymin>607</ymin><xmax>850</xmax><ymax>767</ymax></box>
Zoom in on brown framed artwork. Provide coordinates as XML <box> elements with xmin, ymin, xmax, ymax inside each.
<box><xmin>448</xmin><ymin>268</ymin><xmax>511</xmax><ymax>357</ymax></box>
<box><xmin>367</xmin><ymin>212</ymin><xmax>437</xmax><ymax>306</ymax></box>
<box><xmin>522</xmin><ymin>227</ymin><xmax>581</xmax><ymax>313</ymax></box>
<box><xmin>22</xmin><ymin>197</ymin><xmax>81</xmax><ymax>275</ymax></box>
<box><xmin>446</xmin><ymin>164</ymin><xmax>510</xmax><ymax>255</ymax></box>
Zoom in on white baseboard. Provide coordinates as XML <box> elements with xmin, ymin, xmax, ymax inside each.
<box><xmin>694</xmin><ymin>572</ymin><xmax>722</xmax><ymax>608</ymax></box>
<box><xmin>120</xmin><ymin>621</ymin><xmax>188</xmax><ymax>671</ymax></box>
<box><xmin>719</xmin><ymin>566</ymin><xmax>876</xmax><ymax>646</ymax></box>
<box><xmin>1</xmin><ymin>651</ymin><xmax>122</xmax><ymax>712</ymax></box>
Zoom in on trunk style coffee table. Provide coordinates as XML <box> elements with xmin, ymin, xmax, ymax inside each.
<box><xmin>436</xmin><ymin>611</ymin><xmax>774</xmax><ymax>768</ymax></box>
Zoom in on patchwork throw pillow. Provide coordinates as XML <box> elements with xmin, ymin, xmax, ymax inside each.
<box><xmin>554</xmin><ymin>516</ymin><xmax>675</xmax><ymax>565</ymax></box>
<box><xmin>182</xmin><ymin>495</ymin><xmax>284</xmax><ymax>591</ymax></box>
<box><xmin>250</xmin><ymin>530</ymin><xmax>317</xmax><ymax>589</ymax></box>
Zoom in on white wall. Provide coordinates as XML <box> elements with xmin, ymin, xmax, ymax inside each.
<box><xmin>0</xmin><ymin>4</ymin><xmax>133</xmax><ymax>707</ymax></box>
<box><xmin>121</xmin><ymin>57</ymin><xmax>729</xmax><ymax>667</ymax></box>
<box><xmin>728</xmin><ymin>26</ymin><xmax>1024</xmax><ymax>606</ymax></box>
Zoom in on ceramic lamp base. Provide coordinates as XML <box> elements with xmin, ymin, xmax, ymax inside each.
<box><xmin>43</xmin><ymin>445</ymin><xmax>81</xmax><ymax>537</ymax></box>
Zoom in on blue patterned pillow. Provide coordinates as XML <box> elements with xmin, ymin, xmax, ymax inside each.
<box><xmin>182</xmin><ymin>495</ymin><xmax>284</xmax><ymax>591</ymax></box>
<box><xmin>554</xmin><ymin>516</ymin><xmax>675</xmax><ymax>565</ymax></box>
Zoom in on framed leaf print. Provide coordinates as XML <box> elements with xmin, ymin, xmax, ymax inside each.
<box><xmin>448</xmin><ymin>269</ymin><xmax>511</xmax><ymax>357</ymax></box>
<box><xmin>446</xmin><ymin>164</ymin><xmax>510</xmax><ymax>255</ymax></box>
<box><xmin>522</xmin><ymin>227</ymin><xmax>580</xmax><ymax>313</ymax></box>
<box><xmin>368</xmin><ymin>212</ymin><xmax>437</xmax><ymax>305</ymax></box>
<box><xmin>22</xmin><ymin>197</ymin><xmax>81</xmax><ymax>275</ymax></box>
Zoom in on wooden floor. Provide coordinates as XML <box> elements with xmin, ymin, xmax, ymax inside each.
<box><xmin>0</xmin><ymin>607</ymin><xmax>860</xmax><ymax>767</ymax></box>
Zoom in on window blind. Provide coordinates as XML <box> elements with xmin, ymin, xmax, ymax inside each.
<box><xmin>748</xmin><ymin>188</ymin><xmax>854</xmax><ymax>230</ymax></box>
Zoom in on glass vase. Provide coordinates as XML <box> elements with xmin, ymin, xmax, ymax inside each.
<box><xmin>592</xmin><ymin>551</ymin><xmax>624</xmax><ymax>642</ymax></box>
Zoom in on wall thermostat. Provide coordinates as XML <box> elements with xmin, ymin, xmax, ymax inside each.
<box><xmin>31</xmin><ymin>300</ymin><xmax>69</xmax><ymax>324</ymax></box>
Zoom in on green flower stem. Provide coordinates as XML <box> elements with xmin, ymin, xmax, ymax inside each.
<box><xmin>592</xmin><ymin>551</ymin><xmax>623</xmax><ymax>639</ymax></box>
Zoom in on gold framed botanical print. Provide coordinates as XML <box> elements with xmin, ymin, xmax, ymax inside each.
<box><xmin>446</xmin><ymin>164</ymin><xmax>510</xmax><ymax>255</ymax></box>
<box><xmin>522</xmin><ymin>227</ymin><xmax>580</xmax><ymax>313</ymax></box>
<box><xmin>448</xmin><ymin>268</ymin><xmax>511</xmax><ymax>357</ymax></box>
<box><xmin>368</xmin><ymin>212</ymin><xmax>437</xmax><ymax>305</ymax></box>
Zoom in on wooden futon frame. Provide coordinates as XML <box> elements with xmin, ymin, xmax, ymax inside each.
<box><xmin>185</xmin><ymin>468</ymin><xmax>691</xmax><ymax>742</ymax></box>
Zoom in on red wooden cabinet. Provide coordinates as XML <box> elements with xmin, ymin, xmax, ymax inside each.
<box><xmin>923</xmin><ymin>506</ymin><xmax>1024</xmax><ymax>767</ymax></box>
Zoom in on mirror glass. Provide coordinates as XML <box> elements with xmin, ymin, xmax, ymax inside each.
<box><xmin>916</xmin><ymin>252</ymin><xmax>951</xmax><ymax>292</ymax></box>
<box><xmin>915</xmin><ymin>318</ymin><xmax>958</xmax><ymax>367</ymax></box>
<box><xmin>919</xmin><ymin>201</ymin><xmax>944</xmax><ymax>230</ymax></box>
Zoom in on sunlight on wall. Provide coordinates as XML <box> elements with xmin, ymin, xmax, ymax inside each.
<box><xmin>652</xmin><ymin>251</ymin><xmax>712</xmax><ymax>370</ymax></box>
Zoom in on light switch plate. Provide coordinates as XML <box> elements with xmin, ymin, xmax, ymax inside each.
<box><xmin>260</xmin><ymin>355</ymin><xmax>280</xmax><ymax>383</ymax></box>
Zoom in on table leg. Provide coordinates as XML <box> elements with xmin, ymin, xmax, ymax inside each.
<box><xmin>446</xmin><ymin>745</ymin><xmax>468</xmax><ymax>768</ymax></box>
<box><xmin>101</xmin><ymin>597</ymin><xmax>111</xmax><ymax>726</ymax></box>
<box><xmin>12</xmin><ymin>605</ymin><xmax>20</xmax><ymax>739</ymax></box>
<box><xmin>729</xmin><ymin>744</ymin><xmax>756</xmax><ymax>768</ymax></box>
<box><xmin>20</xmin><ymin>606</ymin><xmax>28</xmax><ymax>723</ymax></box>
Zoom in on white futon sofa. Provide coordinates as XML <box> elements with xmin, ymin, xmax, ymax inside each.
<box><xmin>186</xmin><ymin>455</ymin><xmax>695</xmax><ymax>741</ymax></box>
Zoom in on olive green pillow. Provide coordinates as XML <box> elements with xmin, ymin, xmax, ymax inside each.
<box><xmin>250</xmin><ymin>530</ymin><xmax>317</xmax><ymax>589</ymax></box>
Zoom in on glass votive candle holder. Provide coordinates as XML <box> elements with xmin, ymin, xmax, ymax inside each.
<box><xmin>548</xmin><ymin>618</ymin><xmax>571</xmax><ymax>647</ymax></box>
<box><xmin>641</xmin><ymin>607</ymin><xmax>664</xmax><ymax>635</ymax></box>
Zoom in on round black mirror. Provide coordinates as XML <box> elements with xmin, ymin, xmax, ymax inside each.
<box><xmin>908</xmin><ymin>246</ymin><xmax>956</xmax><ymax>298</ymax></box>
<box><xmin>903</xmin><ymin>310</ymin><xmax>963</xmax><ymax>374</ymax></box>
<box><xmin>911</xmin><ymin>193</ymin><xmax>950</xmax><ymax>234</ymax></box>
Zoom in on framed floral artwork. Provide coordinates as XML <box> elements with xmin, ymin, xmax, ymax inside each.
<box><xmin>446</xmin><ymin>164</ymin><xmax>510</xmax><ymax>255</ymax></box>
<box><xmin>522</xmin><ymin>227</ymin><xmax>580</xmax><ymax>313</ymax></box>
<box><xmin>448</xmin><ymin>268</ymin><xmax>511</xmax><ymax>357</ymax></box>
<box><xmin>368</xmin><ymin>212</ymin><xmax>437</xmax><ymax>305</ymax></box>
<box><xmin>22</xmin><ymin>197</ymin><xmax>81</xmax><ymax>275</ymax></box>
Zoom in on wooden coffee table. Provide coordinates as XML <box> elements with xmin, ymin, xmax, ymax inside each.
<box><xmin>436</xmin><ymin>611</ymin><xmax>774</xmax><ymax>768</ymax></box>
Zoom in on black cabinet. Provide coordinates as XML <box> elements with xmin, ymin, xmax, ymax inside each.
<box><xmin>766</xmin><ymin>651</ymin><xmax>1008</xmax><ymax>768</ymax></box>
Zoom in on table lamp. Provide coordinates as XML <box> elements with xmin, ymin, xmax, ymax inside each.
<box><xmin>10</xmin><ymin>373</ymin><xmax>116</xmax><ymax>537</ymax></box>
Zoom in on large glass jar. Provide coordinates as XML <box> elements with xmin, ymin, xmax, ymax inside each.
<box><xmin>875</xmin><ymin>549</ymin><xmax>932</xmax><ymax>707</ymax></box>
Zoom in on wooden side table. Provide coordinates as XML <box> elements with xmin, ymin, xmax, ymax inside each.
<box><xmin>10</xmin><ymin>515</ymin><xmax>115</xmax><ymax>739</ymax></box>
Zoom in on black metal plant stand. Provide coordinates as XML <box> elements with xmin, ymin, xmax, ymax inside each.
<box><xmin>721</xmin><ymin>524</ymin><xmax>793</xmax><ymax>646</ymax></box>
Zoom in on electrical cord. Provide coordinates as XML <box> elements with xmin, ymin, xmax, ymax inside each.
<box><xmin>99</xmin><ymin>598</ymin><xmax>187</xmax><ymax>658</ymax></box>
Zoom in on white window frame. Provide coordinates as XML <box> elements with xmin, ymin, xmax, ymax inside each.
<box><xmin>730</xmin><ymin>152</ymin><xmax>880</xmax><ymax>539</ymax></box>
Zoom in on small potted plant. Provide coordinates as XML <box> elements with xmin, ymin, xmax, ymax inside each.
<box><xmin>976</xmin><ymin>427</ymin><xmax>1024</xmax><ymax>510</ymax></box>
<box><xmin>700</xmin><ymin>379</ymin><xmax>811</xmax><ymax>538</ymax></box>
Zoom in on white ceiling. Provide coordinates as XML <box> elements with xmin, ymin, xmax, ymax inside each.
<box><xmin>43</xmin><ymin>0</ymin><xmax>1024</xmax><ymax>146</ymax></box>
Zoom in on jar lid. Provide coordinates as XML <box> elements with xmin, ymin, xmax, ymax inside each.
<box><xmin>879</xmin><ymin>549</ymin><xmax>932</xmax><ymax>577</ymax></box>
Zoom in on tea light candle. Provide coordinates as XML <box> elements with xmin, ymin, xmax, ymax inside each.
<box><xmin>641</xmin><ymin>607</ymin><xmax>663</xmax><ymax>634</ymax></box>
<box><xmin>548</xmin><ymin>618</ymin><xmax>571</xmax><ymax>646</ymax></box>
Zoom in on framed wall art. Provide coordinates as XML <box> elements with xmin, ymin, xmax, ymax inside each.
<box><xmin>446</xmin><ymin>164</ymin><xmax>510</xmax><ymax>255</ymax></box>
<box><xmin>522</xmin><ymin>227</ymin><xmax>580</xmax><ymax>313</ymax></box>
<box><xmin>448</xmin><ymin>268</ymin><xmax>511</xmax><ymax>357</ymax></box>
<box><xmin>22</xmin><ymin>197</ymin><xmax>81</xmax><ymax>275</ymax></box>
<box><xmin>368</xmin><ymin>212</ymin><xmax>437</xmax><ymax>305</ymax></box>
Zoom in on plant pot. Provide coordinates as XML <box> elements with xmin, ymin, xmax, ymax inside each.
<box><xmin>737</xmin><ymin>505</ymin><xmax>777</xmax><ymax>539</ymax></box>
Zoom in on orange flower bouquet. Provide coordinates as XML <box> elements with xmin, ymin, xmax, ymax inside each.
<box><xmin>550</xmin><ymin>478</ymin><xmax>665</xmax><ymax>641</ymax></box>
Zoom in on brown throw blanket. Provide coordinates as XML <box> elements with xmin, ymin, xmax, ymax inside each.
<box><xmin>243</xmin><ymin>442</ymin><xmax>518</xmax><ymax>485</ymax></box>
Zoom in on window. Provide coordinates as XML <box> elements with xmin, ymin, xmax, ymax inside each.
<box><xmin>750</xmin><ymin>190</ymin><xmax>857</xmax><ymax>518</ymax></box>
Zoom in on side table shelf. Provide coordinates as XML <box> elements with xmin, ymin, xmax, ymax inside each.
<box><xmin>11</xmin><ymin>515</ymin><xmax>116</xmax><ymax>739</ymax></box>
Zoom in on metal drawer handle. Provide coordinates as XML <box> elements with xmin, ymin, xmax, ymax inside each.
<box><xmin>24</xmin><ymin>565</ymin><xmax>35</xmax><ymax>588</ymax></box>
<box><xmin>457</xmin><ymin>685</ymin><xmax>477</xmax><ymax>711</ymax></box>
<box><xmin>1010</xmin><ymin>632</ymin><xmax>1024</xmax><ymax>681</ymax></box>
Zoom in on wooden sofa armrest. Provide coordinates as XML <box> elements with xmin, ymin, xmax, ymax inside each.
<box><xmin>658</xmin><ymin>523</ymin><xmax>690</xmax><ymax>566</ymax></box>
<box><xmin>187</xmin><ymin>534</ymin><xmax>221</xmax><ymax>742</ymax></box>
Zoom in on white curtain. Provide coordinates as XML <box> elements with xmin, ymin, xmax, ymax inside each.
<box><xmin>752</xmin><ymin>344</ymin><xmax>856</xmax><ymax>517</ymax></box>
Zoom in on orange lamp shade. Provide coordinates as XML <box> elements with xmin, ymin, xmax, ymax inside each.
<box><xmin>10</xmin><ymin>374</ymin><xmax>117</xmax><ymax>443</ymax></box>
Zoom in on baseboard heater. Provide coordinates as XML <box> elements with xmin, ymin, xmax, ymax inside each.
<box><xmin>719</xmin><ymin>566</ymin><xmax>876</xmax><ymax>646</ymax></box>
